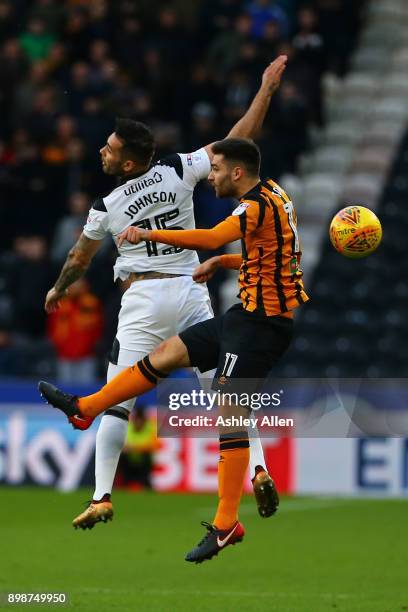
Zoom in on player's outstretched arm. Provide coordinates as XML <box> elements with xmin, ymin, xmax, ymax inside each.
<box><xmin>203</xmin><ymin>54</ymin><xmax>287</xmax><ymax>159</ymax></box>
<box><xmin>44</xmin><ymin>233</ymin><xmax>102</xmax><ymax>313</ymax></box>
<box><xmin>117</xmin><ymin>220</ymin><xmax>242</xmax><ymax>252</ymax></box>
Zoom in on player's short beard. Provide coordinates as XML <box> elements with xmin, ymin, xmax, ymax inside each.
<box><xmin>102</xmin><ymin>160</ymin><xmax>122</xmax><ymax>176</ymax></box>
<box><xmin>217</xmin><ymin>177</ymin><xmax>236</xmax><ymax>199</ymax></box>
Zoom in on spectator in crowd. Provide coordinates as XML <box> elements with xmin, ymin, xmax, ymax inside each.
<box><xmin>28</xmin><ymin>0</ymin><xmax>66</xmax><ymax>35</ymax></box>
<box><xmin>0</xmin><ymin>1</ymin><xmax>17</xmax><ymax>43</ymax></box>
<box><xmin>50</xmin><ymin>191</ymin><xmax>90</xmax><ymax>265</ymax></box>
<box><xmin>0</xmin><ymin>327</ymin><xmax>25</xmax><ymax>377</ymax></box>
<box><xmin>19</xmin><ymin>17</ymin><xmax>56</xmax><ymax>62</ymax></box>
<box><xmin>186</xmin><ymin>102</ymin><xmax>219</xmax><ymax>152</ymax></box>
<box><xmin>199</xmin><ymin>0</ymin><xmax>245</xmax><ymax>44</ymax></box>
<box><xmin>292</xmin><ymin>5</ymin><xmax>325</xmax><ymax>124</ymax></box>
<box><xmin>245</xmin><ymin>0</ymin><xmax>289</xmax><ymax>39</ymax></box>
<box><xmin>119</xmin><ymin>406</ymin><xmax>159</xmax><ymax>490</ymax></box>
<box><xmin>258</xmin><ymin>18</ymin><xmax>284</xmax><ymax>62</ymax></box>
<box><xmin>0</xmin><ymin>38</ymin><xmax>29</xmax><ymax>125</ymax></box>
<box><xmin>207</xmin><ymin>13</ymin><xmax>253</xmax><ymax>79</ymax></box>
<box><xmin>260</xmin><ymin>78</ymin><xmax>308</xmax><ymax>176</ymax></box>
<box><xmin>2</xmin><ymin>235</ymin><xmax>52</xmax><ymax>338</ymax></box>
<box><xmin>47</xmin><ymin>277</ymin><xmax>103</xmax><ymax>382</ymax></box>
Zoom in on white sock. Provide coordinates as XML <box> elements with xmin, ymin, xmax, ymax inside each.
<box><xmin>93</xmin><ymin>413</ymin><xmax>128</xmax><ymax>500</ymax></box>
<box><xmin>93</xmin><ymin>353</ymin><xmax>146</xmax><ymax>500</ymax></box>
<box><xmin>249</xmin><ymin>425</ymin><xmax>266</xmax><ymax>480</ymax></box>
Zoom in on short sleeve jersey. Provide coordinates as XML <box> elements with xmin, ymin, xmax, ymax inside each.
<box><xmin>83</xmin><ymin>148</ymin><xmax>211</xmax><ymax>280</ymax></box>
<box><xmin>224</xmin><ymin>179</ymin><xmax>309</xmax><ymax>316</ymax></box>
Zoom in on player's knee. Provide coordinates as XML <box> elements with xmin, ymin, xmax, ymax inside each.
<box><xmin>150</xmin><ymin>335</ymin><xmax>190</xmax><ymax>372</ymax></box>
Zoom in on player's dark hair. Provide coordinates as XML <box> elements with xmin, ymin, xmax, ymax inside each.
<box><xmin>114</xmin><ymin>117</ymin><xmax>155</xmax><ymax>167</ymax></box>
<box><xmin>212</xmin><ymin>138</ymin><xmax>261</xmax><ymax>176</ymax></box>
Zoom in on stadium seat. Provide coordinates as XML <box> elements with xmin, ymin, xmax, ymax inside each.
<box><xmin>350</xmin><ymin>146</ymin><xmax>393</xmax><ymax>174</ymax></box>
<box><xmin>352</xmin><ymin>47</ymin><xmax>389</xmax><ymax>73</ymax></box>
<box><xmin>367</xmin><ymin>0</ymin><xmax>408</xmax><ymax>23</ymax></box>
<box><xmin>361</xmin><ymin>121</ymin><xmax>404</xmax><ymax>148</ymax></box>
<box><xmin>329</xmin><ymin>95</ymin><xmax>373</xmax><ymax>121</ymax></box>
<box><xmin>301</xmin><ymin>174</ymin><xmax>342</xmax><ymax>214</ymax></box>
<box><xmin>372</xmin><ymin>98</ymin><xmax>408</xmax><ymax>122</ymax></box>
<box><xmin>312</xmin><ymin>146</ymin><xmax>353</xmax><ymax>175</ymax></box>
<box><xmin>341</xmin><ymin>172</ymin><xmax>384</xmax><ymax>207</ymax></box>
<box><xmin>391</xmin><ymin>46</ymin><xmax>408</xmax><ymax>70</ymax></box>
<box><xmin>361</xmin><ymin>24</ymin><xmax>404</xmax><ymax>48</ymax></box>
<box><xmin>383</xmin><ymin>73</ymin><xmax>408</xmax><ymax>97</ymax></box>
<box><xmin>324</xmin><ymin>121</ymin><xmax>364</xmax><ymax>147</ymax></box>
<box><xmin>343</xmin><ymin>73</ymin><xmax>379</xmax><ymax>98</ymax></box>
<box><xmin>279</xmin><ymin>174</ymin><xmax>303</xmax><ymax>205</ymax></box>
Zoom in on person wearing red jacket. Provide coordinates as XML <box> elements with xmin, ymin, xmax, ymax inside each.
<box><xmin>47</xmin><ymin>278</ymin><xmax>103</xmax><ymax>382</ymax></box>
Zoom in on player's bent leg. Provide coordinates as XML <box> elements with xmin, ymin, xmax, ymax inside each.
<box><xmin>38</xmin><ymin>336</ymin><xmax>190</xmax><ymax>419</ymax></box>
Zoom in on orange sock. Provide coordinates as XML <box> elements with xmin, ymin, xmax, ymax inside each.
<box><xmin>78</xmin><ymin>356</ymin><xmax>166</xmax><ymax>418</ymax></box>
<box><xmin>213</xmin><ymin>434</ymin><xmax>249</xmax><ymax>530</ymax></box>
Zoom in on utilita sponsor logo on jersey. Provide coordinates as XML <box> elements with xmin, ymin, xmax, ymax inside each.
<box><xmin>123</xmin><ymin>172</ymin><xmax>163</xmax><ymax>196</ymax></box>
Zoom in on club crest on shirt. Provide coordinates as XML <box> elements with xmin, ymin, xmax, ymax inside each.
<box><xmin>232</xmin><ymin>202</ymin><xmax>250</xmax><ymax>216</ymax></box>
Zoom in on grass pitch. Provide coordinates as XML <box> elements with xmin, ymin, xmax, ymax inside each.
<box><xmin>1</xmin><ymin>488</ymin><xmax>407</xmax><ymax>612</ymax></box>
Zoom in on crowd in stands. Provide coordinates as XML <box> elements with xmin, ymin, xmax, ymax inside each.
<box><xmin>0</xmin><ymin>0</ymin><xmax>366</xmax><ymax>378</ymax></box>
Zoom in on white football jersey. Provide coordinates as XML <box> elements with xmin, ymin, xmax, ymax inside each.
<box><xmin>83</xmin><ymin>148</ymin><xmax>211</xmax><ymax>280</ymax></box>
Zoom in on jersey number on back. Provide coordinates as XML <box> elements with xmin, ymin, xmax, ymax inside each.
<box><xmin>131</xmin><ymin>208</ymin><xmax>183</xmax><ymax>257</ymax></box>
<box><xmin>283</xmin><ymin>201</ymin><xmax>300</xmax><ymax>253</ymax></box>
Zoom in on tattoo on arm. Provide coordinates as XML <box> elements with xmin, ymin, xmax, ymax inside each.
<box><xmin>54</xmin><ymin>261</ymin><xmax>84</xmax><ymax>293</ymax></box>
<box><xmin>54</xmin><ymin>234</ymin><xmax>101</xmax><ymax>294</ymax></box>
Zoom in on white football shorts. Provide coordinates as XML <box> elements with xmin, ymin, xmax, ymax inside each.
<box><xmin>107</xmin><ymin>276</ymin><xmax>213</xmax><ymax>411</ymax></box>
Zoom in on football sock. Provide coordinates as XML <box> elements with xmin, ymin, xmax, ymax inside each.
<box><xmin>78</xmin><ymin>356</ymin><xmax>167</xmax><ymax>418</ymax></box>
<box><xmin>249</xmin><ymin>425</ymin><xmax>267</xmax><ymax>480</ymax></box>
<box><xmin>213</xmin><ymin>433</ymin><xmax>250</xmax><ymax>530</ymax></box>
<box><xmin>93</xmin><ymin>412</ymin><xmax>129</xmax><ymax>500</ymax></box>
<box><xmin>92</xmin><ymin>493</ymin><xmax>111</xmax><ymax>504</ymax></box>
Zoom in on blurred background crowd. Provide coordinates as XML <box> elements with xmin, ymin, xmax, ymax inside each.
<box><xmin>3</xmin><ymin>0</ymin><xmax>402</xmax><ymax>382</ymax></box>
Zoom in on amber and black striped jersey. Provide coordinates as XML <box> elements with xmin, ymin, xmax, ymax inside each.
<box><xmin>221</xmin><ymin>179</ymin><xmax>309</xmax><ymax>316</ymax></box>
<box><xmin>149</xmin><ymin>178</ymin><xmax>309</xmax><ymax>317</ymax></box>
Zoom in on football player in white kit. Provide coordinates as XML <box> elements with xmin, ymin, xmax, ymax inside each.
<box><xmin>44</xmin><ymin>55</ymin><xmax>287</xmax><ymax>529</ymax></box>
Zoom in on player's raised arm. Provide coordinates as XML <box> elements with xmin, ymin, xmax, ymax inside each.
<box><xmin>203</xmin><ymin>54</ymin><xmax>287</xmax><ymax>159</ymax></box>
<box><xmin>44</xmin><ymin>233</ymin><xmax>102</xmax><ymax>313</ymax></box>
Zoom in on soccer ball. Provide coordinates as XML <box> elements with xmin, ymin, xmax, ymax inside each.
<box><xmin>329</xmin><ymin>205</ymin><xmax>382</xmax><ymax>258</ymax></box>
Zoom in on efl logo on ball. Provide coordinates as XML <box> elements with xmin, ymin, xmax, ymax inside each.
<box><xmin>329</xmin><ymin>205</ymin><xmax>382</xmax><ymax>258</ymax></box>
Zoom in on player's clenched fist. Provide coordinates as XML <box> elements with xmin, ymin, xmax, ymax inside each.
<box><xmin>44</xmin><ymin>287</ymin><xmax>68</xmax><ymax>313</ymax></box>
<box><xmin>192</xmin><ymin>256</ymin><xmax>220</xmax><ymax>283</ymax></box>
<box><xmin>117</xmin><ymin>227</ymin><xmax>150</xmax><ymax>246</ymax></box>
